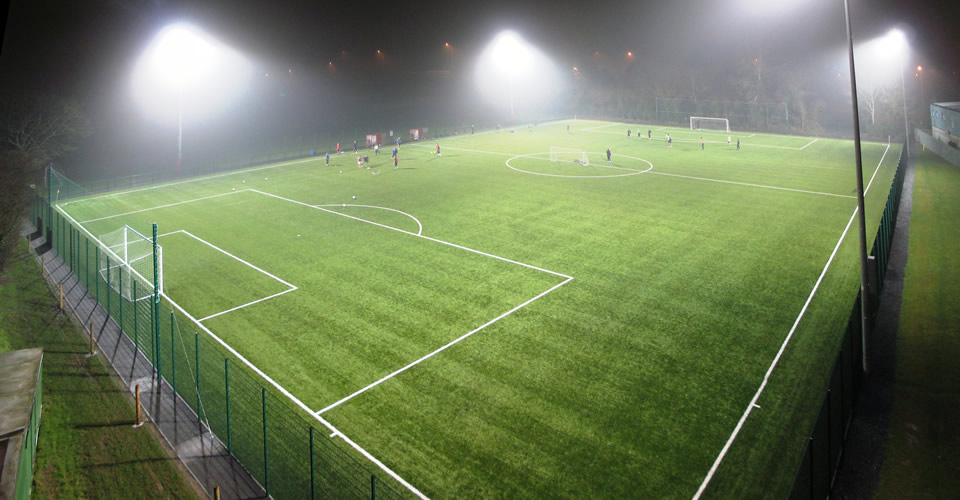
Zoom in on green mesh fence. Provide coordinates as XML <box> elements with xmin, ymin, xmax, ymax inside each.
<box><xmin>40</xmin><ymin>172</ymin><xmax>409</xmax><ymax>499</ymax></box>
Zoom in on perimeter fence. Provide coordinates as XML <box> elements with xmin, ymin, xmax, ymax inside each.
<box><xmin>33</xmin><ymin>167</ymin><xmax>409</xmax><ymax>499</ymax></box>
<box><xmin>787</xmin><ymin>144</ymin><xmax>907</xmax><ymax>499</ymax></box>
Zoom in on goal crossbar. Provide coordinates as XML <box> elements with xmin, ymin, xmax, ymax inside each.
<box><xmin>689</xmin><ymin>116</ymin><xmax>730</xmax><ymax>133</ymax></box>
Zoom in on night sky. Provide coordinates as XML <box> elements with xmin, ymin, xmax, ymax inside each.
<box><xmin>1</xmin><ymin>0</ymin><xmax>958</xmax><ymax>173</ymax></box>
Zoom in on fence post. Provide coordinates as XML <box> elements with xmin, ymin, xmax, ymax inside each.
<box><xmin>309</xmin><ymin>426</ymin><xmax>316</xmax><ymax>500</ymax></box>
<box><xmin>59</xmin><ymin>283</ymin><xmax>63</xmax><ymax>310</ymax></box>
<box><xmin>371</xmin><ymin>475</ymin><xmax>377</xmax><ymax>500</ymax></box>
<box><xmin>195</xmin><ymin>332</ymin><xmax>201</xmax><ymax>424</ymax></box>
<box><xmin>225</xmin><ymin>359</ymin><xmax>231</xmax><ymax>454</ymax></box>
<box><xmin>89</xmin><ymin>322</ymin><xmax>95</xmax><ymax>355</ymax></box>
<box><xmin>133</xmin><ymin>280</ymin><xmax>139</xmax><ymax>354</ymax></box>
<box><xmin>262</xmin><ymin>388</ymin><xmax>270</xmax><ymax>497</ymax></box>
<box><xmin>135</xmin><ymin>384</ymin><xmax>142</xmax><ymax>427</ymax></box>
<box><xmin>118</xmin><ymin>267</ymin><xmax>123</xmax><ymax>330</ymax></box>
<box><xmin>106</xmin><ymin>255</ymin><xmax>111</xmax><ymax>317</ymax></box>
<box><xmin>85</xmin><ymin>238</ymin><xmax>89</xmax><ymax>286</ymax></box>
<box><xmin>95</xmin><ymin>247</ymin><xmax>100</xmax><ymax>304</ymax></box>
<box><xmin>171</xmin><ymin>312</ymin><xmax>176</xmax><ymax>396</ymax></box>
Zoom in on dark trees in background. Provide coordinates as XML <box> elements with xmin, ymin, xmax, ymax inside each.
<box><xmin>0</xmin><ymin>91</ymin><xmax>92</xmax><ymax>271</ymax></box>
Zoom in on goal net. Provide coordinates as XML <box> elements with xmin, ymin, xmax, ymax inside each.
<box><xmin>550</xmin><ymin>147</ymin><xmax>589</xmax><ymax>165</ymax></box>
<box><xmin>98</xmin><ymin>225</ymin><xmax>162</xmax><ymax>302</ymax></box>
<box><xmin>689</xmin><ymin>116</ymin><xmax>730</xmax><ymax>132</ymax></box>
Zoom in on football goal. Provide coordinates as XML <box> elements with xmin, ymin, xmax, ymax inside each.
<box><xmin>98</xmin><ymin>225</ymin><xmax>163</xmax><ymax>302</ymax></box>
<box><xmin>550</xmin><ymin>147</ymin><xmax>589</xmax><ymax>165</ymax></box>
<box><xmin>689</xmin><ymin>116</ymin><xmax>730</xmax><ymax>132</ymax></box>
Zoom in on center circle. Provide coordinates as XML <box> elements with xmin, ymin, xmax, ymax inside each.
<box><xmin>505</xmin><ymin>152</ymin><xmax>654</xmax><ymax>178</ymax></box>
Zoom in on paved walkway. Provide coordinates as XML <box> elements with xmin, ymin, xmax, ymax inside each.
<box><xmin>26</xmin><ymin>223</ymin><xmax>266</xmax><ymax>500</ymax></box>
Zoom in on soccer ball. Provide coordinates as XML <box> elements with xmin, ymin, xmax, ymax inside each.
<box><xmin>265</xmin><ymin>177</ymin><xmax>268</xmax><ymax>181</ymax></box>
<box><xmin>242</xmin><ymin>180</ymin><xmax>245</xmax><ymax>183</ymax></box>
<box><xmin>297</xmin><ymin>234</ymin><xmax>301</xmax><ymax>237</ymax></box>
<box><xmin>352</xmin><ymin>195</ymin><xmax>356</xmax><ymax>199</ymax></box>
<box><xmin>232</xmin><ymin>188</ymin><xmax>235</xmax><ymax>191</ymax></box>
<box><xmin>339</xmin><ymin>170</ymin><xmax>343</xmax><ymax>174</ymax></box>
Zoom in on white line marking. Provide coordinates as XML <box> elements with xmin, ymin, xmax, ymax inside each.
<box><xmin>57</xmin><ymin>200</ymin><xmax>428</xmax><ymax>499</ymax></box>
<box><xmin>318</xmin><ymin>276</ymin><xmax>574</xmax><ymax>415</ymax></box>
<box><xmin>79</xmin><ymin>190</ymin><xmax>250</xmax><ymax>223</ymax></box>
<box><xmin>176</xmin><ymin>230</ymin><xmax>296</xmax><ymax>289</ymax></box>
<box><xmin>161</xmin><ymin>230</ymin><xmax>298</xmax><ymax>321</ymax></box>
<box><xmin>199</xmin><ymin>288</ymin><xmax>298</xmax><ymax>322</ymax></box>
<box><xmin>315</xmin><ymin>204</ymin><xmax>424</xmax><ymax>235</ymax></box>
<box><xmin>60</xmin><ymin>156</ymin><xmax>320</xmax><ymax>207</ymax></box>
<box><xmin>250</xmin><ymin>189</ymin><xmax>572</xmax><ymax>279</ymax></box>
<box><xmin>800</xmin><ymin>138</ymin><xmax>819</xmax><ymax>150</ymax></box>
<box><xmin>650</xmin><ymin>172</ymin><xmax>855</xmax><ymax>199</ymax></box>
<box><xmin>692</xmin><ymin>142</ymin><xmax>892</xmax><ymax>499</ymax></box>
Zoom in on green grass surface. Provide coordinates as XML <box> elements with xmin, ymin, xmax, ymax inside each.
<box><xmin>0</xmin><ymin>240</ymin><xmax>199</xmax><ymax>499</ymax></box>
<box><xmin>876</xmin><ymin>151</ymin><xmax>960</xmax><ymax>499</ymax></box>
<box><xmin>55</xmin><ymin>119</ymin><xmax>902</xmax><ymax>497</ymax></box>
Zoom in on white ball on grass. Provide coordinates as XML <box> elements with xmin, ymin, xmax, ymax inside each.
<box><xmin>265</xmin><ymin>177</ymin><xmax>268</xmax><ymax>181</ymax></box>
<box><xmin>232</xmin><ymin>188</ymin><xmax>235</xmax><ymax>191</ymax></box>
<box><xmin>352</xmin><ymin>195</ymin><xmax>356</xmax><ymax>199</ymax></box>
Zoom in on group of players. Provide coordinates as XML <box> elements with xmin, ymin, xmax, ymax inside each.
<box><xmin>322</xmin><ymin>136</ymin><xmax>446</xmax><ymax>172</ymax></box>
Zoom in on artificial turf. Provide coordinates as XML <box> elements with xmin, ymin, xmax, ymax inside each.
<box><xmin>53</xmin><ymin>119</ymin><xmax>902</xmax><ymax>497</ymax></box>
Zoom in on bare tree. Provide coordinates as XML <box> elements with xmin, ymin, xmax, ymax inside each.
<box><xmin>0</xmin><ymin>91</ymin><xmax>92</xmax><ymax>170</ymax></box>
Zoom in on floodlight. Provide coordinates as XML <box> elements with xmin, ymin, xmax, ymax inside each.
<box><xmin>131</xmin><ymin>22</ymin><xmax>250</xmax><ymax>168</ymax></box>
<box><xmin>474</xmin><ymin>30</ymin><xmax>560</xmax><ymax>119</ymax></box>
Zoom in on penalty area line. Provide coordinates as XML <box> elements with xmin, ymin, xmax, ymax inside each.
<box><xmin>692</xmin><ymin>141</ymin><xmax>891</xmax><ymax>499</ymax></box>
<box><xmin>317</xmin><ymin>276</ymin><xmax>574</xmax><ymax>415</ymax></box>
<box><xmin>78</xmin><ymin>189</ymin><xmax>251</xmax><ymax>224</ymax></box>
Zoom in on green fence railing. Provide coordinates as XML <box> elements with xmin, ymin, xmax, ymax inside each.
<box><xmin>13</xmin><ymin>356</ymin><xmax>42</xmax><ymax>500</ymax></box>
<box><xmin>787</xmin><ymin>145</ymin><xmax>908</xmax><ymax>499</ymax></box>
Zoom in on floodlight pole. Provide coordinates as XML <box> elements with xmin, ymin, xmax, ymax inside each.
<box><xmin>843</xmin><ymin>0</ymin><xmax>872</xmax><ymax>373</ymax></box>
<box><xmin>901</xmin><ymin>67</ymin><xmax>910</xmax><ymax>157</ymax></box>
<box><xmin>177</xmin><ymin>90</ymin><xmax>183</xmax><ymax>173</ymax></box>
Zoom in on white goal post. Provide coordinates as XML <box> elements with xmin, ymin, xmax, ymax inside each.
<box><xmin>690</xmin><ymin>116</ymin><xmax>730</xmax><ymax>132</ymax></box>
<box><xmin>549</xmin><ymin>147</ymin><xmax>589</xmax><ymax>166</ymax></box>
<box><xmin>98</xmin><ymin>225</ymin><xmax>163</xmax><ymax>302</ymax></box>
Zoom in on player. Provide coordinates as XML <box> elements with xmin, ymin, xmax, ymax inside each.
<box><xmin>374</xmin><ymin>143</ymin><xmax>380</xmax><ymax>155</ymax></box>
<box><xmin>471</xmin><ymin>124</ymin><xmax>475</xmax><ymax>134</ymax></box>
<box><xmin>728</xmin><ymin>135</ymin><xmax>732</xmax><ymax>145</ymax></box>
<box><xmin>394</xmin><ymin>153</ymin><xmax>399</xmax><ymax>169</ymax></box>
<box><xmin>357</xmin><ymin>156</ymin><xmax>363</xmax><ymax>168</ymax></box>
<box><xmin>736</xmin><ymin>138</ymin><xmax>741</xmax><ymax>151</ymax></box>
<box><xmin>606</xmin><ymin>148</ymin><xmax>612</xmax><ymax>163</ymax></box>
<box><xmin>392</xmin><ymin>145</ymin><xmax>398</xmax><ymax>158</ymax></box>
<box><xmin>396</xmin><ymin>137</ymin><xmax>401</xmax><ymax>149</ymax></box>
<box><xmin>668</xmin><ymin>136</ymin><xmax>673</xmax><ymax>148</ymax></box>
<box><xmin>336</xmin><ymin>143</ymin><xmax>341</xmax><ymax>155</ymax></box>
<box><xmin>436</xmin><ymin>143</ymin><xmax>441</xmax><ymax>156</ymax></box>
<box><xmin>364</xmin><ymin>155</ymin><xmax>369</xmax><ymax>167</ymax></box>
<box><xmin>627</xmin><ymin>129</ymin><xmax>631</xmax><ymax>137</ymax></box>
<box><xmin>648</xmin><ymin>129</ymin><xmax>651</xmax><ymax>139</ymax></box>
<box><xmin>701</xmin><ymin>137</ymin><xmax>705</xmax><ymax>150</ymax></box>
<box><xmin>325</xmin><ymin>151</ymin><xmax>330</xmax><ymax>166</ymax></box>
<box><xmin>353</xmin><ymin>140</ymin><xmax>358</xmax><ymax>153</ymax></box>
<box><xmin>496</xmin><ymin>123</ymin><xmax>501</xmax><ymax>133</ymax></box>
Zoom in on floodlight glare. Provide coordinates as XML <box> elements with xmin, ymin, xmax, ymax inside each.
<box><xmin>131</xmin><ymin>23</ymin><xmax>250</xmax><ymax>125</ymax></box>
<box><xmin>474</xmin><ymin>30</ymin><xmax>560</xmax><ymax>119</ymax></box>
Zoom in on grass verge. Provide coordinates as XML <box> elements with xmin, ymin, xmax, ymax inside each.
<box><xmin>0</xmin><ymin>238</ymin><xmax>200</xmax><ymax>499</ymax></box>
<box><xmin>876</xmin><ymin>151</ymin><xmax>960</xmax><ymax>498</ymax></box>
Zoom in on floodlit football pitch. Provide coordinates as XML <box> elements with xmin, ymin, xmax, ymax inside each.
<box><xmin>56</xmin><ymin>119</ymin><xmax>900</xmax><ymax>498</ymax></box>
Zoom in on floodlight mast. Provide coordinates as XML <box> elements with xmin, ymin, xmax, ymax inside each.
<box><xmin>843</xmin><ymin>0</ymin><xmax>872</xmax><ymax>373</ymax></box>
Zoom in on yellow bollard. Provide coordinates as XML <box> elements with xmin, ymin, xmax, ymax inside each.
<box><xmin>59</xmin><ymin>283</ymin><xmax>63</xmax><ymax>310</ymax></box>
<box><xmin>135</xmin><ymin>384</ymin><xmax>142</xmax><ymax>427</ymax></box>
<box><xmin>214</xmin><ymin>485</ymin><xmax>221</xmax><ymax>500</ymax></box>
<box><xmin>41</xmin><ymin>255</ymin><xmax>44</xmax><ymax>276</ymax></box>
